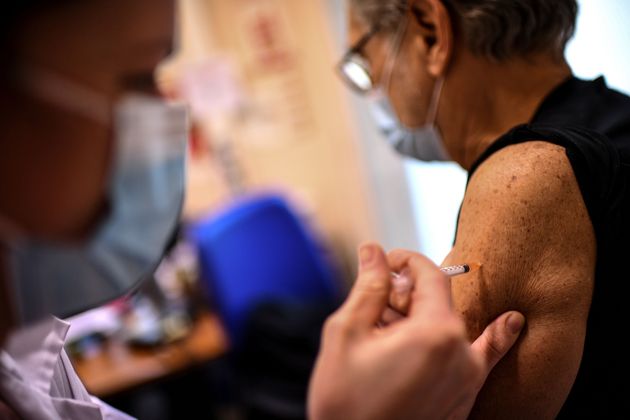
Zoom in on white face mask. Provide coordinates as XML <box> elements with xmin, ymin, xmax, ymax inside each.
<box><xmin>368</xmin><ymin>16</ymin><xmax>450</xmax><ymax>162</ymax></box>
<box><xmin>370</xmin><ymin>78</ymin><xmax>450</xmax><ymax>161</ymax></box>
<box><xmin>5</xmin><ymin>69</ymin><xmax>189</xmax><ymax>325</ymax></box>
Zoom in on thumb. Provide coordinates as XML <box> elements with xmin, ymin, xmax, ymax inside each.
<box><xmin>470</xmin><ymin>311</ymin><xmax>525</xmax><ymax>375</ymax></box>
<box><xmin>338</xmin><ymin>243</ymin><xmax>392</xmax><ymax>331</ymax></box>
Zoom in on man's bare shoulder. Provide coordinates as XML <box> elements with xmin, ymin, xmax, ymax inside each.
<box><xmin>450</xmin><ymin>140</ymin><xmax>595</xmax><ymax>330</ymax></box>
<box><xmin>470</xmin><ymin>140</ymin><xmax>578</xmax><ymax>213</ymax></box>
<box><xmin>446</xmin><ymin>140</ymin><xmax>597</xmax><ymax>417</ymax></box>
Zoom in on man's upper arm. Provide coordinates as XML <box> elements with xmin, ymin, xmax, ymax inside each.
<box><xmin>444</xmin><ymin>141</ymin><xmax>596</xmax><ymax>419</ymax></box>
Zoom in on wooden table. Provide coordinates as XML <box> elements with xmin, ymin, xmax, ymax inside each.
<box><xmin>71</xmin><ymin>313</ymin><xmax>229</xmax><ymax>398</ymax></box>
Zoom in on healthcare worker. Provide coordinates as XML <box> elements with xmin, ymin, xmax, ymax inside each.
<box><xmin>0</xmin><ymin>1</ymin><xmax>523</xmax><ymax>419</ymax></box>
<box><xmin>0</xmin><ymin>0</ymin><xmax>184</xmax><ymax>418</ymax></box>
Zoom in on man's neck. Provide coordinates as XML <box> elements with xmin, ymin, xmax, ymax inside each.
<box><xmin>440</xmin><ymin>52</ymin><xmax>572</xmax><ymax>170</ymax></box>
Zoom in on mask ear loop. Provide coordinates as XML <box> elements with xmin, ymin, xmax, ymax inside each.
<box><xmin>425</xmin><ymin>76</ymin><xmax>444</xmax><ymax>125</ymax></box>
<box><xmin>379</xmin><ymin>14</ymin><xmax>410</xmax><ymax>95</ymax></box>
<box><xmin>17</xmin><ymin>67</ymin><xmax>111</xmax><ymax>125</ymax></box>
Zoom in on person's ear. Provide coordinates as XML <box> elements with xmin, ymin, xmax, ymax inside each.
<box><xmin>410</xmin><ymin>0</ymin><xmax>454</xmax><ymax>77</ymax></box>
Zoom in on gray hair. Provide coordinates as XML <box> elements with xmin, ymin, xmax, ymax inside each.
<box><xmin>350</xmin><ymin>0</ymin><xmax>578</xmax><ymax>60</ymax></box>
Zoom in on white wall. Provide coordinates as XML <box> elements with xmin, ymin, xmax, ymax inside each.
<box><xmin>404</xmin><ymin>162</ymin><xmax>466</xmax><ymax>263</ymax></box>
<box><xmin>566</xmin><ymin>0</ymin><xmax>630</xmax><ymax>95</ymax></box>
<box><xmin>406</xmin><ymin>0</ymin><xmax>630</xmax><ymax>263</ymax></box>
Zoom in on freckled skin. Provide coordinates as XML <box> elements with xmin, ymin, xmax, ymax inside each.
<box><xmin>443</xmin><ymin>141</ymin><xmax>596</xmax><ymax>419</ymax></box>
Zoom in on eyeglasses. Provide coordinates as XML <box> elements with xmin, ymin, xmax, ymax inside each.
<box><xmin>336</xmin><ymin>26</ymin><xmax>380</xmax><ymax>95</ymax></box>
<box><xmin>336</xmin><ymin>14</ymin><xmax>410</xmax><ymax>95</ymax></box>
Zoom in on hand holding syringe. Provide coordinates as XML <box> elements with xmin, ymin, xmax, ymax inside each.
<box><xmin>381</xmin><ymin>263</ymin><xmax>481</xmax><ymax>326</ymax></box>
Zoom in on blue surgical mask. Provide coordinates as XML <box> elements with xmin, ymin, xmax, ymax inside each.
<box><xmin>6</xmin><ymin>70</ymin><xmax>189</xmax><ymax>325</ymax></box>
<box><xmin>369</xmin><ymin>77</ymin><xmax>450</xmax><ymax>162</ymax></box>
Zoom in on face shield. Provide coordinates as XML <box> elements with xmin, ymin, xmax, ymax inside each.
<box><xmin>5</xmin><ymin>67</ymin><xmax>189</xmax><ymax>325</ymax></box>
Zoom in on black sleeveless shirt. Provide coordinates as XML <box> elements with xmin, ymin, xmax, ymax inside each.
<box><xmin>463</xmin><ymin>77</ymin><xmax>630</xmax><ymax>418</ymax></box>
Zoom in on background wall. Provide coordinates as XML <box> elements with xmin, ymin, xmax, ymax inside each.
<box><xmin>566</xmin><ymin>0</ymin><xmax>630</xmax><ymax>95</ymax></box>
<box><xmin>168</xmin><ymin>0</ymin><xmax>393</xmax><ymax>279</ymax></box>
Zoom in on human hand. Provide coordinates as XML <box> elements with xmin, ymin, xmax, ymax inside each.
<box><xmin>379</xmin><ymin>268</ymin><xmax>413</xmax><ymax>326</ymax></box>
<box><xmin>308</xmin><ymin>244</ymin><xmax>525</xmax><ymax>420</ymax></box>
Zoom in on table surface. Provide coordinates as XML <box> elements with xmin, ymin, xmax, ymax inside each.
<box><xmin>71</xmin><ymin>313</ymin><xmax>229</xmax><ymax>398</ymax></box>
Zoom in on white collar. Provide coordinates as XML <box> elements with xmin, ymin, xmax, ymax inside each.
<box><xmin>3</xmin><ymin>316</ymin><xmax>69</xmax><ymax>395</ymax></box>
<box><xmin>0</xmin><ymin>317</ymin><xmax>109</xmax><ymax>419</ymax></box>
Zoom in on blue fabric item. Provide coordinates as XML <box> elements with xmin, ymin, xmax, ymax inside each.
<box><xmin>188</xmin><ymin>195</ymin><xmax>342</xmax><ymax>346</ymax></box>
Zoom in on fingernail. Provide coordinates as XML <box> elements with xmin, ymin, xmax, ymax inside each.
<box><xmin>392</xmin><ymin>273</ymin><xmax>412</xmax><ymax>294</ymax></box>
<box><xmin>359</xmin><ymin>245</ymin><xmax>375</xmax><ymax>268</ymax></box>
<box><xmin>506</xmin><ymin>313</ymin><xmax>525</xmax><ymax>334</ymax></box>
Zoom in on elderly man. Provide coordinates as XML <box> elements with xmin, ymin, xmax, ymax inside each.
<box><xmin>315</xmin><ymin>0</ymin><xmax>630</xmax><ymax>418</ymax></box>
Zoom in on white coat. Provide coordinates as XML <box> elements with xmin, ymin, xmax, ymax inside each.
<box><xmin>0</xmin><ymin>317</ymin><xmax>135</xmax><ymax>420</ymax></box>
